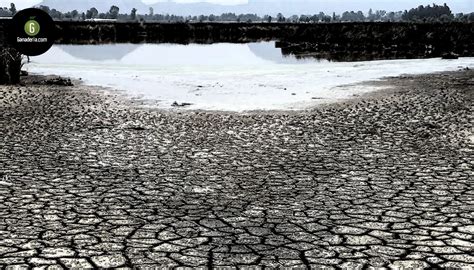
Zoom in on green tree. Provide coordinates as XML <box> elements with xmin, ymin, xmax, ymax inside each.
<box><xmin>289</xmin><ymin>15</ymin><xmax>299</xmax><ymax>22</ymax></box>
<box><xmin>71</xmin><ymin>9</ymin><xmax>79</xmax><ymax>19</ymax></box>
<box><xmin>50</xmin><ymin>8</ymin><xmax>62</xmax><ymax>19</ymax></box>
<box><xmin>86</xmin><ymin>7</ymin><xmax>98</xmax><ymax>19</ymax></box>
<box><xmin>402</xmin><ymin>4</ymin><xmax>453</xmax><ymax>21</ymax></box>
<box><xmin>130</xmin><ymin>8</ymin><xmax>137</xmax><ymax>20</ymax></box>
<box><xmin>469</xmin><ymin>13</ymin><xmax>474</xmax><ymax>22</ymax></box>
<box><xmin>277</xmin><ymin>13</ymin><xmax>285</xmax><ymax>22</ymax></box>
<box><xmin>108</xmin><ymin>5</ymin><xmax>119</xmax><ymax>19</ymax></box>
<box><xmin>299</xmin><ymin>15</ymin><xmax>309</xmax><ymax>23</ymax></box>
<box><xmin>9</xmin><ymin>3</ymin><xmax>16</xmax><ymax>15</ymax></box>
<box><xmin>368</xmin><ymin>8</ymin><xmax>374</xmax><ymax>21</ymax></box>
<box><xmin>39</xmin><ymin>5</ymin><xmax>49</xmax><ymax>12</ymax></box>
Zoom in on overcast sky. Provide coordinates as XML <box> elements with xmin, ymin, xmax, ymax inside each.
<box><xmin>6</xmin><ymin>0</ymin><xmax>244</xmax><ymax>9</ymax></box>
<box><xmin>2</xmin><ymin>0</ymin><xmax>473</xmax><ymax>11</ymax></box>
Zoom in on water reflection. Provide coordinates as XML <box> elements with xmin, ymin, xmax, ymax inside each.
<box><xmin>54</xmin><ymin>41</ymin><xmax>464</xmax><ymax>63</ymax></box>
<box><xmin>247</xmin><ymin>42</ymin><xmax>317</xmax><ymax>64</ymax></box>
<box><xmin>54</xmin><ymin>42</ymin><xmax>306</xmax><ymax>64</ymax></box>
<box><xmin>275</xmin><ymin>41</ymin><xmax>439</xmax><ymax>62</ymax></box>
<box><xmin>60</xmin><ymin>44</ymin><xmax>139</xmax><ymax>61</ymax></box>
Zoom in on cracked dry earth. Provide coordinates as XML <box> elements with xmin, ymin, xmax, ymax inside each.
<box><xmin>0</xmin><ymin>70</ymin><xmax>473</xmax><ymax>269</ymax></box>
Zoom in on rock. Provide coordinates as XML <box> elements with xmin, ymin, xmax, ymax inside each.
<box><xmin>458</xmin><ymin>225</ymin><xmax>474</xmax><ymax>234</ymax></box>
<box><xmin>60</xmin><ymin>258</ymin><xmax>94</xmax><ymax>269</ymax></box>
<box><xmin>91</xmin><ymin>254</ymin><xmax>126</xmax><ymax>268</ymax></box>
<box><xmin>333</xmin><ymin>226</ymin><xmax>366</xmax><ymax>235</ymax></box>
<box><xmin>128</xmin><ymin>126</ymin><xmax>146</xmax><ymax>131</ymax></box>
<box><xmin>441</xmin><ymin>52</ymin><xmax>459</xmax><ymax>59</ymax></box>
<box><xmin>423</xmin><ymin>122</ymin><xmax>441</xmax><ymax>129</ymax></box>
<box><xmin>41</xmin><ymin>247</ymin><xmax>75</xmax><ymax>258</ymax></box>
<box><xmin>171</xmin><ymin>101</ymin><xmax>193</xmax><ymax>107</ymax></box>
<box><xmin>345</xmin><ymin>235</ymin><xmax>382</xmax><ymax>245</ymax></box>
<box><xmin>389</xmin><ymin>260</ymin><xmax>429</xmax><ymax>269</ymax></box>
<box><xmin>33</xmin><ymin>77</ymin><xmax>74</xmax><ymax>86</ymax></box>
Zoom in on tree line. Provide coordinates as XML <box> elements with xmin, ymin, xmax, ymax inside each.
<box><xmin>1</xmin><ymin>3</ymin><xmax>473</xmax><ymax>23</ymax></box>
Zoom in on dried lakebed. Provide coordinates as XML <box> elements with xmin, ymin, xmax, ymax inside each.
<box><xmin>0</xmin><ymin>70</ymin><xmax>473</xmax><ymax>268</ymax></box>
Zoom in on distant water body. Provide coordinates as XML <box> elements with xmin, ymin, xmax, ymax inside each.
<box><xmin>27</xmin><ymin>42</ymin><xmax>474</xmax><ymax>111</ymax></box>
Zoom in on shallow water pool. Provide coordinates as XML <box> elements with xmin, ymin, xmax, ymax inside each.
<box><xmin>27</xmin><ymin>42</ymin><xmax>474</xmax><ymax>111</ymax></box>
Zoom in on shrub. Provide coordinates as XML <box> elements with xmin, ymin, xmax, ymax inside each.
<box><xmin>0</xmin><ymin>48</ymin><xmax>22</xmax><ymax>84</ymax></box>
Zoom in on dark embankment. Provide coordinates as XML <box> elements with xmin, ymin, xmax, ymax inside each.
<box><xmin>0</xmin><ymin>18</ymin><xmax>21</xmax><ymax>84</ymax></box>
<box><xmin>0</xmin><ymin>48</ymin><xmax>21</xmax><ymax>84</ymax></box>
<box><xmin>1</xmin><ymin>20</ymin><xmax>473</xmax><ymax>61</ymax></box>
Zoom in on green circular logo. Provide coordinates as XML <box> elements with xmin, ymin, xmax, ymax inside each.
<box><xmin>24</xmin><ymin>20</ymin><xmax>40</xmax><ymax>36</ymax></box>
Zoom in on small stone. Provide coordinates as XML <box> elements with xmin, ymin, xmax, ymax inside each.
<box><xmin>78</xmin><ymin>218</ymin><xmax>102</xmax><ymax>225</ymax></box>
<box><xmin>340</xmin><ymin>262</ymin><xmax>364</xmax><ymax>269</ymax></box>
<box><xmin>305</xmin><ymin>248</ymin><xmax>336</xmax><ymax>258</ymax></box>
<box><xmin>371</xmin><ymin>245</ymin><xmax>406</xmax><ymax>256</ymax></box>
<box><xmin>60</xmin><ymin>258</ymin><xmax>94</xmax><ymax>269</ymax></box>
<box><xmin>389</xmin><ymin>260</ymin><xmax>429</xmax><ymax>269</ymax></box>
<box><xmin>426</xmin><ymin>256</ymin><xmax>444</xmax><ymax>264</ymax></box>
<box><xmin>345</xmin><ymin>235</ymin><xmax>382</xmax><ymax>245</ymax></box>
<box><xmin>432</xmin><ymin>246</ymin><xmax>461</xmax><ymax>254</ymax></box>
<box><xmin>0</xmin><ymin>246</ymin><xmax>18</xmax><ymax>254</ymax></box>
<box><xmin>91</xmin><ymin>254</ymin><xmax>126</xmax><ymax>268</ymax></box>
<box><xmin>458</xmin><ymin>225</ymin><xmax>474</xmax><ymax>234</ymax></box>
<box><xmin>441</xmin><ymin>262</ymin><xmax>474</xmax><ymax>269</ymax></box>
<box><xmin>29</xmin><ymin>257</ymin><xmax>56</xmax><ymax>265</ymax></box>
<box><xmin>153</xmin><ymin>243</ymin><xmax>183</xmax><ymax>252</ymax></box>
<box><xmin>5</xmin><ymin>265</ymin><xmax>29</xmax><ymax>270</ymax></box>
<box><xmin>445</xmin><ymin>239</ymin><xmax>474</xmax><ymax>247</ymax></box>
<box><xmin>333</xmin><ymin>226</ymin><xmax>366</xmax><ymax>235</ymax></box>
<box><xmin>442</xmin><ymin>254</ymin><xmax>474</xmax><ymax>263</ymax></box>
<box><xmin>46</xmin><ymin>265</ymin><xmax>64</xmax><ymax>270</ymax></box>
<box><xmin>41</xmin><ymin>247</ymin><xmax>75</xmax><ymax>258</ymax></box>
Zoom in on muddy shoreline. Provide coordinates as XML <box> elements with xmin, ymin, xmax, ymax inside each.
<box><xmin>0</xmin><ymin>70</ymin><xmax>473</xmax><ymax>268</ymax></box>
